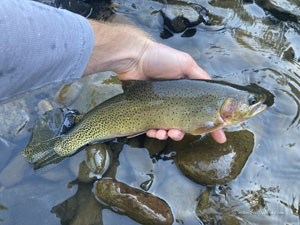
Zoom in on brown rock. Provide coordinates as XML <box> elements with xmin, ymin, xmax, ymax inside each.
<box><xmin>95</xmin><ymin>179</ymin><xmax>174</xmax><ymax>225</ymax></box>
<box><xmin>175</xmin><ymin>130</ymin><xmax>254</xmax><ymax>186</ymax></box>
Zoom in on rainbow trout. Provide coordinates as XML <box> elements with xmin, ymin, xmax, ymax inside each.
<box><xmin>23</xmin><ymin>79</ymin><xmax>267</xmax><ymax>169</ymax></box>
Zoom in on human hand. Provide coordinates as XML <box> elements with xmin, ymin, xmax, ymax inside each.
<box><xmin>118</xmin><ymin>42</ymin><xmax>226</xmax><ymax>143</ymax></box>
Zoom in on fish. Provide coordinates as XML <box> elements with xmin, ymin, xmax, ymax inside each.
<box><xmin>23</xmin><ymin>79</ymin><xmax>267</xmax><ymax>169</ymax></box>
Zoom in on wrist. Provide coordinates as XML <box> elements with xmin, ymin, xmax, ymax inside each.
<box><xmin>83</xmin><ymin>20</ymin><xmax>153</xmax><ymax>76</ymax></box>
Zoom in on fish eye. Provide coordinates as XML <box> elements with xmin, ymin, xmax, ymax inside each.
<box><xmin>248</xmin><ymin>95</ymin><xmax>257</xmax><ymax>106</ymax></box>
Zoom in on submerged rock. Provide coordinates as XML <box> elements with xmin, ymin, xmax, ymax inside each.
<box><xmin>95</xmin><ymin>178</ymin><xmax>174</xmax><ymax>225</ymax></box>
<box><xmin>37</xmin><ymin>99</ymin><xmax>54</xmax><ymax>115</ymax></box>
<box><xmin>85</xmin><ymin>143</ymin><xmax>113</xmax><ymax>179</ymax></box>
<box><xmin>256</xmin><ymin>0</ymin><xmax>300</xmax><ymax>23</ymax></box>
<box><xmin>175</xmin><ymin>130</ymin><xmax>254</xmax><ymax>186</ymax></box>
<box><xmin>161</xmin><ymin>4</ymin><xmax>205</xmax><ymax>33</ymax></box>
<box><xmin>0</xmin><ymin>99</ymin><xmax>29</xmax><ymax>137</ymax></box>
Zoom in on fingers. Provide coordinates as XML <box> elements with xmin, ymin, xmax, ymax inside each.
<box><xmin>210</xmin><ymin>129</ymin><xmax>227</xmax><ymax>143</ymax></box>
<box><xmin>180</xmin><ymin>53</ymin><xmax>211</xmax><ymax>80</ymax></box>
<box><xmin>147</xmin><ymin>128</ymin><xmax>227</xmax><ymax>144</ymax></box>
<box><xmin>168</xmin><ymin>129</ymin><xmax>184</xmax><ymax>141</ymax></box>
<box><xmin>146</xmin><ymin>129</ymin><xmax>168</xmax><ymax>140</ymax></box>
<box><xmin>146</xmin><ymin>129</ymin><xmax>184</xmax><ymax>141</ymax></box>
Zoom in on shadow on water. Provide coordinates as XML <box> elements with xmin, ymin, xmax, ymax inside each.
<box><xmin>1</xmin><ymin>0</ymin><xmax>300</xmax><ymax>224</ymax></box>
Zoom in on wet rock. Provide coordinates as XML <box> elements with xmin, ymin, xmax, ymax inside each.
<box><xmin>181</xmin><ymin>28</ymin><xmax>197</xmax><ymax>38</ymax></box>
<box><xmin>282</xmin><ymin>47</ymin><xmax>295</xmax><ymax>61</ymax></box>
<box><xmin>0</xmin><ymin>99</ymin><xmax>29</xmax><ymax>137</ymax></box>
<box><xmin>256</xmin><ymin>0</ymin><xmax>300</xmax><ymax>23</ymax></box>
<box><xmin>175</xmin><ymin>130</ymin><xmax>254</xmax><ymax>186</ymax></box>
<box><xmin>85</xmin><ymin>143</ymin><xmax>113</xmax><ymax>179</ymax></box>
<box><xmin>95</xmin><ymin>178</ymin><xmax>174</xmax><ymax>225</ymax></box>
<box><xmin>161</xmin><ymin>4</ymin><xmax>205</xmax><ymax>33</ymax></box>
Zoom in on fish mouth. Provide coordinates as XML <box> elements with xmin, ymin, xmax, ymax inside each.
<box><xmin>250</xmin><ymin>93</ymin><xmax>267</xmax><ymax>116</ymax></box>
<box><xmin>251</xmin><ymin>103</ymin><xmax>267</xmax><ymax>117</ymax></box>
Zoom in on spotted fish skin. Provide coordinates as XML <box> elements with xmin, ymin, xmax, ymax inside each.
<box><xmin>23</xmin><ymin>79</ymin><xmax>267</xmax><ymax>168</ymax></box>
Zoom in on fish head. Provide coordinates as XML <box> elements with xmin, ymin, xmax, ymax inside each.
<box><xmin>220</xmin><ymin>91</ymin><xmax>267</xmax><ymax>125</ymax></box>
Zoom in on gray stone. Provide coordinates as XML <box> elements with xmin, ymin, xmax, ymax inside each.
<box><xmin>161</xmin><ymin>5</ymin><xmax>205</xmax><ymax>33</ymax></box>
<box><xmin>0</xmin><ymin>99</ymin><xmax>29</xmax><ymax>137</ymax></box>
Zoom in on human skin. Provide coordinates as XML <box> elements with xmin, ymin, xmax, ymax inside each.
<box><xmin>83</xmin><ymin>20</ymin><xmax>226</xmax><ymax>143</ymax></box>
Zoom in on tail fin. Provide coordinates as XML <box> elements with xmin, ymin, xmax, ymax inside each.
<box><xmin>22</xmin><ymin>137</ymin><xmax>65</xmax><ymax>170</ymax></box>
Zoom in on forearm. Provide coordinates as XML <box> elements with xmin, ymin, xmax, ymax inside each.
<box><xmin>0</xmin><ymin>0</ymin><xmax>94</xmax><ymax>102</ymax></box>
<box><xmin>83</xmin><ymin>20</ymin><xmax>153</xmax><ymax>76</ymax></box>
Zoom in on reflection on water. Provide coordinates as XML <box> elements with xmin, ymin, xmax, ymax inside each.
<box><xmin>1</xmin><ymin>0</ymin><xmax>300</xmax><ymax>224</ymax></box>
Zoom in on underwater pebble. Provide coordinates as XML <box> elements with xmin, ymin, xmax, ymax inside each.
<box><xmin>95</xmin><ymin>178</ymin><xmax>174</xmax><ymax>225</ymax></box>
<box><xmin>0</xmin><ymin>99</ymin><xmax>29</xmax><ymax>137</ymax></box>
<box><xmin>175</xmin><ymin>130</ymin><xmax>254</xmax><ymax>186</ymax></box>
<box><xmin>37</xmin><ymin>99</ymin><xmax>54</xmax><ymax>115</ymax></box>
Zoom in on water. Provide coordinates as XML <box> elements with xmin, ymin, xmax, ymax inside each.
<box><xmin>1</xmin><ymin>0</ymin><xmax>300</xmax><ymax>224</ymax></box>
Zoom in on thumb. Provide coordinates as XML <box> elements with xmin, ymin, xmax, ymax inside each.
<box><xmin>181</xmin><ymin>53</ymin><xmax>210</xmax><ymax>80</ymax></box>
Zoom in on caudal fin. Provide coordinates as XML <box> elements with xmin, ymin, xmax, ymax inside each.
<box><xmin>22</xmin><ymin>137</ymin><xmax>65</xmax><ymax>170</ymax></box>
